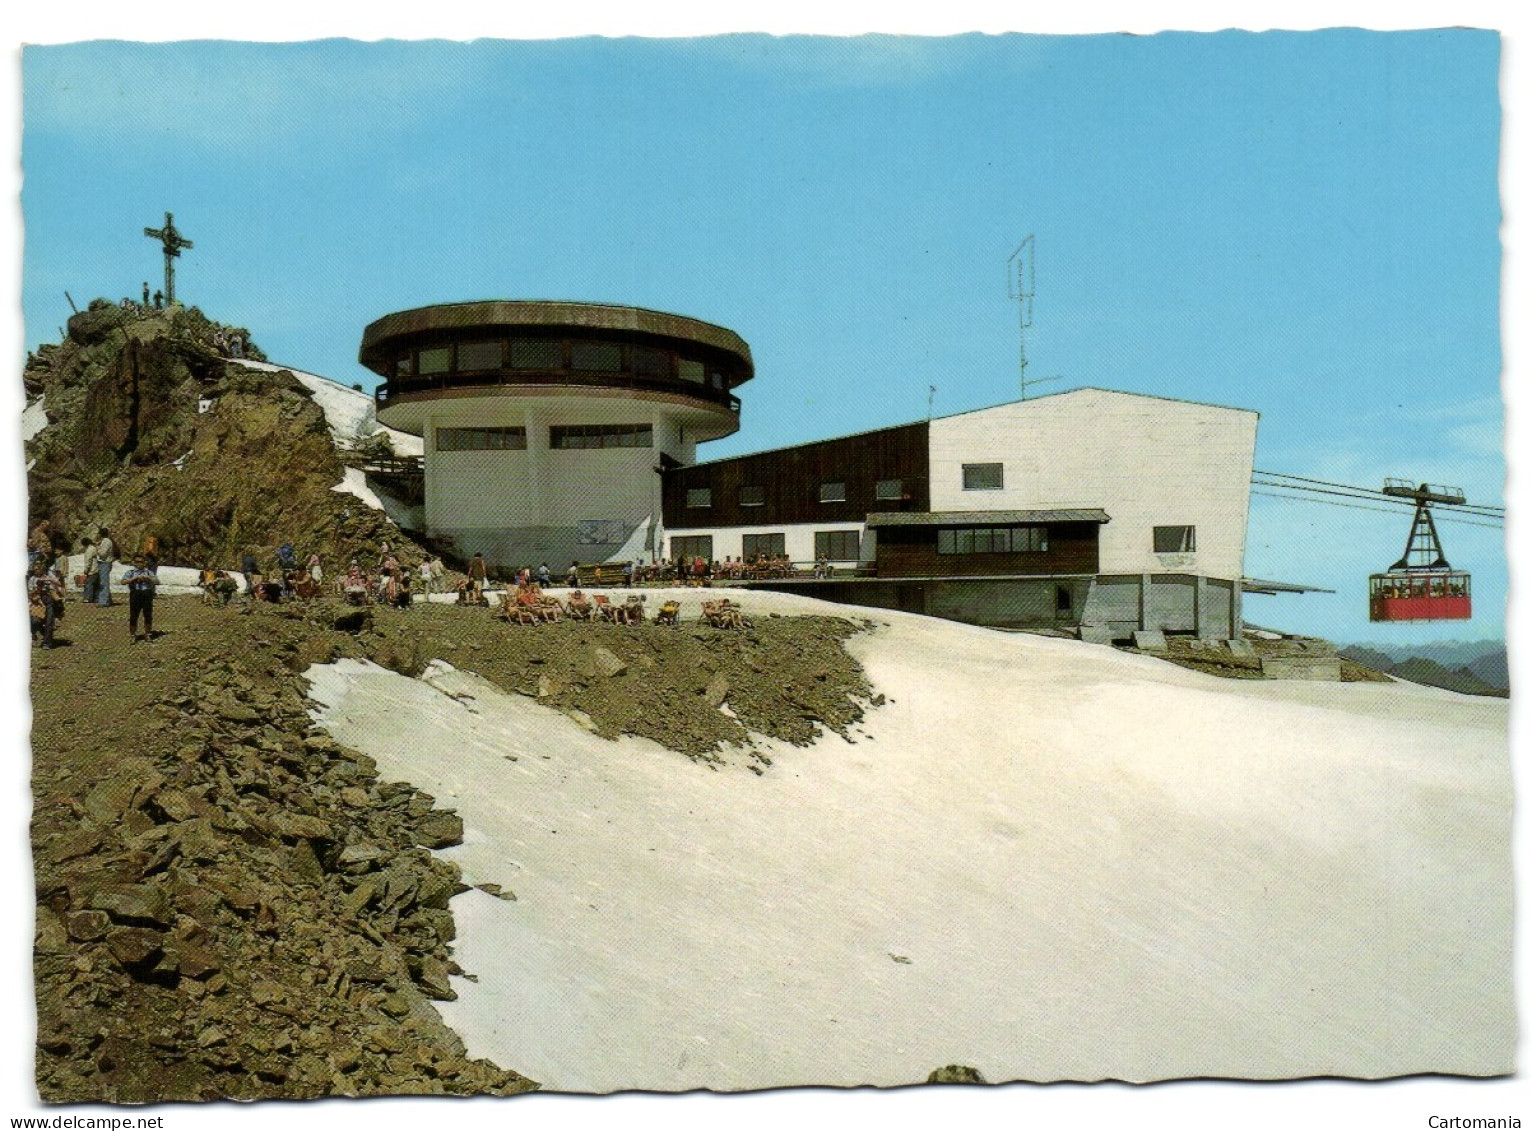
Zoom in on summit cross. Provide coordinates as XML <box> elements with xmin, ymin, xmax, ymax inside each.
<box><xmin>143</xmin><ymin>212</ymin><xmax>194</xmax><ymax>305</ymax></box>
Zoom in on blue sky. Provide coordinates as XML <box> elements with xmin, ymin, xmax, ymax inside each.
<box><xmin>19</xmin><ymin>30</ymin><xmax>1506</xmax><ymax>645</ymax></box>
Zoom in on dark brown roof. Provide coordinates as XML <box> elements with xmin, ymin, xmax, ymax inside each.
<box><xmin>359</xmin><ymin>300</ymin><xmax>752</xmax><ymax>374</ymax></box>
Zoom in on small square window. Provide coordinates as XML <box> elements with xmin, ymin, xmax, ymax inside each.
<box><xmin>686</xmin><ymin>487</ymin><xmax>712</xmax><ymax>508</ymax></box>
<box><xmin>875</xmin><ymin>478</ymin><xmax>903</xmax><ymax>500</ymax></box>
<box><xmin>633</xmin><ymin>347</ymin><xmax>671</xmax><ymax>379</ymax></box>
<box><xmin>962</xmin><ymin>463</ymin><xmax>1003</xmax><ymax>490</ymax></box>
<box><xmin>819</xmin><ymin>481</ymin><xmax>847</xmax><ymax>503</ymax></box>
<box><xmin>1153</xmin><ymin>525</ymin><xmax>1196</xmax><ymax>553</ymax></box>
<box><xmin>418</xmin><ymin>346</ymin><xmax>451</xmax><ymax>375</ymax></box>
<box><xmin>740</xmin><ymin>485</ymin><xmax>765</xmax><ymax>507</ymax></box>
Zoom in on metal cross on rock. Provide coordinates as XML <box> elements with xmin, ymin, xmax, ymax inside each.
<box><xmin>143</xmin><ymin>211</ymin><xmax>194</xmax><ymax>305</ymax></box>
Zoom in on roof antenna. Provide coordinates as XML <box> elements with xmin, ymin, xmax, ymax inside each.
<box><xmin>1007</xmin><ymin>234</ymin><xmax>1064</xmax><ymax>399</ymax></box>
<box><xmin>927</xmin><ymin>384</ymin><xmax>936</xmax><ymax>420</ymax></box>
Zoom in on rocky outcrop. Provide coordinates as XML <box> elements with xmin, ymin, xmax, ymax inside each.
<box><xmin>31</xmin><ymin>612</ymin><xmax>534</xmax><ymax>1102</ymax></box>
<box><xmin>24</xmin><ymin>301</ymin><xmax>419</xmax><ymax>574</ymax></box>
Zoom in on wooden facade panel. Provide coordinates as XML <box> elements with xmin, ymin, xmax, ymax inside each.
<box><xmin>874</xmin><ymin>522</ymin><xmax>1101</xmax><ymax>578</ymax></box>
<box><xmin>663</xmin><ymin>422</ymin><xmax>930</xmax><ymax>528</ymax></box>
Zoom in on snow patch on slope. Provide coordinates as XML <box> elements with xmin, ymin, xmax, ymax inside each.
<box><xmin>304</xmin><ymin>592</ymin><xmax>1512</xmax><ymax>1092</ymax></box>
<box><xmin>332</xmin><ymin>466</ymin><xmax>386</xmax><ymax>510</ymax></box>
<box><xmin>23</xmin><ymin>395</ymin><xmax>48</xmax><ymax>442</ymax></box>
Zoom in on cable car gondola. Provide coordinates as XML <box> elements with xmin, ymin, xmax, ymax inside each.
<box><xmin>1367</xmin><ymin>479</ymin><xmax>1472</xmax><ymax>622</ymax></box>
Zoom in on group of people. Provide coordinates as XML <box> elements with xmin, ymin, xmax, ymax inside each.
<box><xmin>603</xmin><ymin>554</ymin><xmax>828</xmax><ymax>587</ymax></box>
<box><xmin>27</xmin><ymin>521</ymin><xmax>160</xmax><ymax>647</ymax></box>
<box><xmin>450</xmin><ymin>552</ymin><xmax>824</xmax><ymax>597</ymax></box>
<box><xmin>694</xmin><ymin>554</ymin><xmax>827</xmax><ymax>582</ymax></box>
<box><xmin>219</xmin><ymin>541</ymin><xmax>444</xmax><ymax>611</ymax></box>
<box><xmin>338</xmin><ymin>544</ymin><xmax>451</xmax><ymax>609</ymax></box>
<box><xmin>26</xmin><ymin>525</ymin><xmax>804</xmax><ymax>651</ymax></box>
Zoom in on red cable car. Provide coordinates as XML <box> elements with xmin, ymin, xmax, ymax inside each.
<box><xmin>1368</xmin><ymin>479</ymin><xmax>1472</xmax><ymax>622</ymax></box>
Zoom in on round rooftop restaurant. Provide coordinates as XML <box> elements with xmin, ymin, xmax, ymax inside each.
<box><xmin>356</xmin><ymin>300</ymin><xmax>754</xmax><ymax>573</ymax></box>
<box><xmin>360</xmin><ymin>300</ymin><xmax>753</xmax><ymax>442</ymax></box>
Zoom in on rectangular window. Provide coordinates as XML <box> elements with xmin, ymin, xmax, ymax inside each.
<box><xmin>875</xmin><ymin>478</ymin><xmax>904</xmax><ymax>500</ymax></box>
<box><xmin>742</xmin><ymin>533</ymin><xmax>786</xmax><ymax>559</ymax></box>
<box><xmin>570</xmin><ymin>341</ymin><xmax>624</xmax><ymax>372</ymax></box>
<box><xmin>672</xmin><ymin>535</ymin><xmax>713</xmax><ymax>561</ymax></box>
<box><xmin>1013</xmin><ymin>525</ymin><xmax>1048</xmax><ymax>552</ymax></box>
<box><xmin>739</xmin><ymin>485</ymin><xmax>765</xmax><ymax>507</ymax></box>
<box><xmin>550</xmin><ymin>424</ymin><xmax>653</xmax><ymax>450</ymax></box>
<box><xmin>418</xmin><ymin>346</ymin><xmax>451</xmax><ymax>375</ymax></box>
<box><xmin>1153</xmin><ymin>525</ymin><xmax>1197</xmax><ymax>553</ymax></box>
<box><xmin>937</xmin><ymin>525</ymin><xmax>1048</xmax><ymax>554</ymax></box>
<box><xmin>394</xmin><ymin>354</ymin><xmax>414</xmax><ymax>377</ymax></box>
<box><xmin>819</xmin><ymin>481</ymin><xmax>847</xmax><ymax>503</ymax></box>
<box><xmin>632</xmin><ymin>346</ymin><xmax>671</xmax><ymax>379</ymax></box>
<box><xmin>686</xmin><ymin>487</ymin><xmax>712</xmax><ymax>508</ymax></box>
<box><xmin>510</xmin><ymin>339</ymin><xmax>562</xmax><ymax>370</ymax></box>
<box><xmin>962</xmin><ymin>463</ymin><xmax>1004</xmax><ymax>490</ymax></box>
<box><xmin>815</xmin><ymin>530</ymin><xmax>861</xmax><ymax>561</ymax></box>
<box><xmin>678</xmin><ymin>359</ymin><xmax>705</xmax><ymax>383</ymax></box>
<box><xmin>457</xmin><ymin>340</ymin><xmax>503</xmax><ymax>371</ymax></box>
<box><xmin>436</xmin><ymin>427</ymin><xmax>527</xmax><ymax>451</ymax></box>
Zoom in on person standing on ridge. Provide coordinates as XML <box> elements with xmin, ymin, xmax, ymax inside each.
<box><xmin>122</xmin><ymin>554</ymin><xmax>158</xmax><ymax>643</ymax></box>
<box><xmin>79</xmin><ymin>537</ymin><xmax>99</xmax><ymax>603</ymax></box>
<box><xmin>467</xmin><ymin>552</ymin><xmax>488</xmax><ymax>603</ymax></box>
<box><xmin>29</xmin><ymin>560</ymin><xmax>64</xmax><ymax>649</ymax></box>
<box><xmin>94</xmin><ymin>527</ymin><xmax>116</xmax><ymax>607</ymax></box>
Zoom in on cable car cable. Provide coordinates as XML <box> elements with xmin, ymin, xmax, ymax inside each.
<box><xmin>1256</xmin><ymin>472</ymin><xmax>1507</xmax><ymax>514</ymax></box>
<box><xmin>1252</xmin><ymin>469</ymin><xmax>1505</xmax><ymax>514</ymax></box>
<box><xmin>1250</xmin><ymin>490</ymin><xmax>1504</xmax><ymax>529</ymax></box>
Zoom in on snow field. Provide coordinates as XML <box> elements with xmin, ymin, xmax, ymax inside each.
<box><xmin>303</xmin><ymin>591</ymin><xmax>1511</xmax><ymax>1092</ymax></box>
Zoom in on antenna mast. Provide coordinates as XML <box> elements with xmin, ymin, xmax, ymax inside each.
<box><xmin>1007</xmin><ymin>234</ymin><xmax>1062</xmax><ymax>399</ymax></box>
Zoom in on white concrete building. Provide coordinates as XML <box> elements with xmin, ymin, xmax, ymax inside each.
<box><xmin>663</xmin><ymin>388</ymin><xmax>1260</xmax><ymax>637</ymax></box>
<box><xmin>362</xmin><ymin>301</ymin><xmax>751</xmax><ymax>572</ymax></box>
<box><xmin>926</xmin><ymin>389</ymin><xmax>1258</xmax><ymax>580</ymax></box>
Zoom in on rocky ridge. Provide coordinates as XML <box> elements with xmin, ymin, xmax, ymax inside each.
<box><xmin>31</xmin><ymin>601</ymin><xmax>535</xmax><ymax>1102</ymax></box>
<box><xmin>24</xmin><ymin>300</ymin><xmax>420</xmax><ymax>574</ymax></box>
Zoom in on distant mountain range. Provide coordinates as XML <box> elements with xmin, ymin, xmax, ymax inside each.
<box><xmin>1338</xmin><ymin>639</ymin><xmax>1508</xmax><ymax>698</ymax></box>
